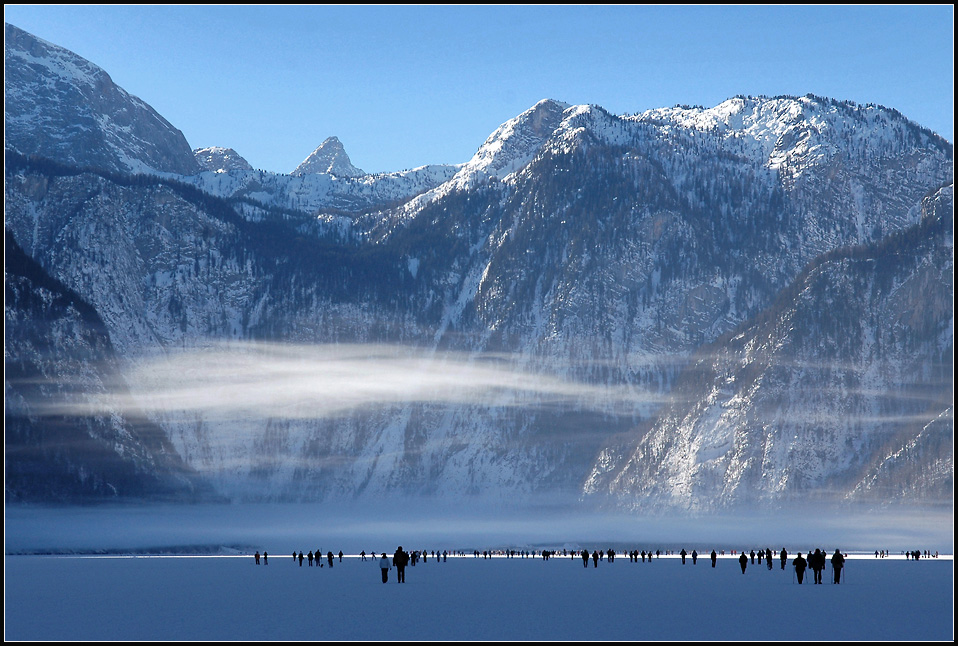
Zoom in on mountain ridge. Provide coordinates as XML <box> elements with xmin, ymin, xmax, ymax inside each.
<box><xmin>4</xmin><ymin>23</ymin><xmax>953</xmax><ymax>510</ymax></box>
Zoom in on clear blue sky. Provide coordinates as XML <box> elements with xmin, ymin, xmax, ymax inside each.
<box><xmin>5</xmin><ymin>5</ymin><xmax>954</xmax><ymax>175</ymax></box>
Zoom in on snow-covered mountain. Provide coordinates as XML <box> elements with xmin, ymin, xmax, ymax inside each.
<box><xmin>3</xmin><ymin>23</ymin><xmax>199</xmax><ymax>176</ymax></box>
<box><xmin>194</xmin><ymin>146</ymin><xmax>254</xmax><ymax>173</ymax></box>
<box><xmin>4</xmin><ymin>24</ymin><xmax>953</xmax><ymax>510</ymax></box>
<box><xmin>4</xmin><ymin>231</ymin><xmax>208</xmax><ymax>502</ymax></box>
<box><xmin>292</xmin><ymin>136</ymin><xmax>365</xmax><ymax>177</ymax></box>
<box><xmin>584</xmin><ymin>185</ymin><xmax>954</xmax><ymax>511</ymax></box>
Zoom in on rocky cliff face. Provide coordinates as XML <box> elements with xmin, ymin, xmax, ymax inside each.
<box><xmin>584</xmin><ymin>186</ymin><xmax>954</xmax><ymax>511</ymax></box>
<box><xmin>4</xmin><ymin>24</ymin><xmax>953</xmax><ymax>509</ymax></box>
<box><xmin>292</xmin><ymin>136</ymin><xmax>365</xmax><ymax>177</ymax></box>
<box><xmin>4</xmin><ymin>231</ymin><xmax>207</xmax><ymax>502</ymax></box>
<box><xmin>194</xmin><ymin>147</ymin><xmax>254</xmax><ymax>173</ymax></box>
<box><xmin>4</xmin><ymin>23</ymin><xmax>199</xmax><ymax>176</ymax></box>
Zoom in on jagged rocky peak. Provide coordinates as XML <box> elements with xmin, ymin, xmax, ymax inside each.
<box><xmin>4</xmin><ymin>23</ymin><xmax>200</xmax><ymax>176</ymax></box>
<box><xmin>291</xmin><ymin>136</ymin><xmax>365</xmax><ymax>177</ymax></box>
<box><xmin>193</xmin><ymin>146</ymin><xmax>254</xmax><ymax>173</ymax></box>
<box><xmin>468</xmin><ymin>98</ymin><xmax>571</xmax><ymax>176</ymax></box>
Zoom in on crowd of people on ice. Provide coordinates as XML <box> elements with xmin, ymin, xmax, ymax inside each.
<box><xmin>251</xmin><ymin>544</ymin><xmax>940</xmax><ymax>585</ymax></box>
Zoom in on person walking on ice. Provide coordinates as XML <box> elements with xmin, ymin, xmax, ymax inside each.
<box><xmin>393</xmin><ymin>546</ymin><xmax>409</xmax><ymax>583</ymax></box>
<box><xmin>831</xmin><ymin>549</ymin><xmax>845</xmax><ymax>584</ymax></box>
<box><xmin>379</xmin><ymin>553</ymin><xmax>391</xmax><ymax>583</ymax></box>
<box><xmin>793</xmin><ymin>552</ymin><xmax>807</xmax><ymax>584</ymax></box>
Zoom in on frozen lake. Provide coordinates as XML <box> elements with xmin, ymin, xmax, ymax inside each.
<box><xmin>4</xmin><ymin>551</ymin><xmax>953</xmax><ymax>641</ymax></box>
<box><xmin>4</xmin><ymin>503</ymin><xmax>953</xmax><ymax>640</ymax></box>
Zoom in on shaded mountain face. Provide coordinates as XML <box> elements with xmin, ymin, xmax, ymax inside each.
<box><xmin>3</xmin><ymin>24</ymin><xmax>954</xmax><ymax>510</ymax></box>
<box><xmin>584</xmin><ymin>186</ymin><xmax>954</xmax><ymax>512</ymax></box>
<box><xmin>4</xmin><ymin>232</ymin><xmax>207</xmax><ymax>503</ymax></box>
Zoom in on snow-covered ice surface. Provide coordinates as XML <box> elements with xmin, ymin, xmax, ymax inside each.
<box><xmin>5</xmin><ymin>552</ymin><xmax>953</xmax><ymax>641</ymax></box>
<box><xmin>4</xmin><ymin>503</ymin><xmax>954</xmax><ymax>641</ymax></box>
<box><xmin>4</xmin><ymin>505</ymin><xmax>954</xmax><ymax>641</ymax></box>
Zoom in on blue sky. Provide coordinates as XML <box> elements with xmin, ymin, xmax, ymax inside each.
<box><xmin>5</xmin><ymin>5</ymin><xmax>954</xmax><ymax>175</ymax></box>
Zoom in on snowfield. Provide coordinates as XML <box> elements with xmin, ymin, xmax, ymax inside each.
<box><xmin>4</xmin><ymin>504</ymin><xmax>954</xmax><ymax>641</ymax></box>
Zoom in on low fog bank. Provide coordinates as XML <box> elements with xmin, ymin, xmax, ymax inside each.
<box><xmin>5</xmin><ymin>499</ymin><xmax>952</xmax><ymax>556</ymax></box>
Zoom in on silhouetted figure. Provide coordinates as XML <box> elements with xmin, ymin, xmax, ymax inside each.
<box><xmin>327</xmin><ymin>551</ymin><xmax>334</xmax><ymax>568</ymax></box>
<box><xmin>361</xmin><ymin>550</ymin><xmax>367</xmax><ymax>561</ymax></box>
<box><xmin>691</xmin><ymin>550</ymin><xmax>698</xmax><ymax>565</ymax></box>
<box><xmin>582</xmin><ymin>551</ymin><xmax>589</xmax><ymax>568</ymax></box>
<box><xmin>766</xmin><ymin>548</ymin><xmax>773</xmax><ymax>570</ymax></box>
<box><xmin>811</xmin><ymin>549</ymin><xmax>824</xmax><ymax>584</ymax></box>
<box><xmin>710</xmin><ymin>550</ymin><xmax>717</xmax><ymax>567</ymax></box>
<box><xmin>339</xmin><ymin>550</ymin><xmax>344</xmax><ymax>563</ymax></box>
<box><xmin>592</xmin><ymin>551</ymin><xmax>599</xmax><ymax>568</ymax></box>
<box><xmin>793</xmin><ymin>552</ymin><xmax>807</xmax><ymax>584</ymax></box>
<box><xmin>739</xmin><ymin>552</ymin><xmax>748</xmax><ymax>573</ymax></box>
<box><xmin>307</xmin><ymin>551</ymin><xmax>314</xmax><ymax>566</ymax></box>
<box><xmin>393</xmin><ymin>546</ymin><xmax>409</xmax><ymax>583</ymax></box>
<box><xmin>680</xmin><ymin>548</ymin><xmax>687</xmax><ymax>564</ymax></box>
<box><xmin>263</xmin><ymin>551</ymin><xmax>268</xmax><ymax>565</ymax></box>
<box><xmin>831</xmin><ymin>549</ymin><xmax>845</xmax><ymax>584</ymax></box>
<box><xmin>750</xmin><ymin>549</ymin><xmax>755</xmax><ymax>565</ymax></box>
<box><xmin>379</xmin><ymin>553</ymin><xmax>391</xmax><ymax>583</ymax></box>
<box><xmin>254</xmin><ymin>551</ymin><xmax>260</xmax><ymax>565</ymax></box>
<box><xmin>780</xmin><ymin>548</ymin><xmax>787</xmax><ymax>570</ymax></box>
<box><xmin>317</xmin><ymin>549</ymin><xmax>323</xmax><ymax>567</ymax></box>
<box><xmin>298</xmin><ymin>552</ymin><xmax>304</xmax><ymax>567</ymax></box>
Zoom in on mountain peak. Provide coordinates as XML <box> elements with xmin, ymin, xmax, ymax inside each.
<box><xmin>193</xmin><ymin>146</ymin><xmax>254</xmax><ymax>173</ymax></box>
<box><xmin>291</xmin><ymin>136</ymin><xmax>365</xmax><ymax>177</ymax></box>
<box><xmin>4</xmin><ymin>23</ymin><xmax>200</xmax><ymax>176</ymax></box>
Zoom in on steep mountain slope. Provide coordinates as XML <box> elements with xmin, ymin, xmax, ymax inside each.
<box><xmin>585</xmin><ymin>185</ymin><xmax>953</xmax><ymax>511</ymax></box>
<box><xmin>3</xmin><ymin>24</ymin><xmax>953</xmax><ymax>509</ymax></box>
<box><xmin>292</xmin><ymin>136</ymin><xmax>365</xmax><ymax>177</ymax></box>
<box><xmin>4</xmin><ymin>23</ymin><xmax>199</xmax><ymax>176</ymax></box>
<box><xmin>5</xmin><ymin>231</ymin><xmax>207</xmax><ymax>502</ymax></box>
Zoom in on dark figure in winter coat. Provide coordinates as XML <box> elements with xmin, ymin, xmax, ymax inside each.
<box><xmin>339</xmin><ymin>550</ymin><xmax>344</xmax><ymax>562</ymax></box>
<box><xmin>811</xmin><ymin>549</ymin><xmax>824</xmax><ymax>584</ymax></box>
<box><xmin>750</xmin><ymin>549</ymin><xmax>755</xmax><ymax>564</ymax></box>
<box><xmin>780</xmin><ymin>548</ymin><xmax>787</xmax><ymax>570</ymax></box>
<box><xmin>710</xmin><ymin>550</ymin><xmax>717</xmax><ymax>567</ymax></box>
<box><xmin>738</xmin><ymin>552</ymin><xmax>748</xmax><ymax>573</ymax></box>
<box><xmin>680</xmin><ymin>548</ymin><xmax>687</xmax><ymax>564</ymax></box>
<box><xmin>766</xmin><ymin>548</ymin><xmax>773</xmax><ymax>570</ymax></box>
<box><xmin>793</xmin><ymin>553</ymin><xmax>807</xmax><ymax>584</ymax></box>
<box><xmin>393</xmin><ymin>547</ymin><xmax>409</xmax><ymax>583</ymax></box>
<box><xmin>263</xmin><ymin>551</ymin><xmax>268</xmax><ymax>564</ymax></box>
<box><xmin>582</xmin><ymin>551</ymin><xmax>589</xmax><ymax>568</ymax></box>
<box><xmin>327</xmin><ymin>551</ymin><xmax>334</xmax><ymax>568</ymax></box>
<box><xmin>298</xmin><ymin>552</ymin><xmax>304</xmax><ymax>566</ymax></box>
<box><xmin>254</xmin><ymin>551</ymin><xmax>260</xmax><ymax>565</ymax></box>
<box><xmin>307</xmin><ymin>551</ymin><xmax>314</xmax><ymax>566</ymax></box>
<box><xmin>691</xmin><ymin>550</ymin><xmax>698</xmax><ymax>565</ymax></box>
<box><xmin>592</xmin><ymin>551</ymin><xmax>599</xmax><ymax>567</ymax></box>
<box><xmin>831</xmin><ymin>549</ymin><xmax>845</xmax><ymax>584</ymax></box>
